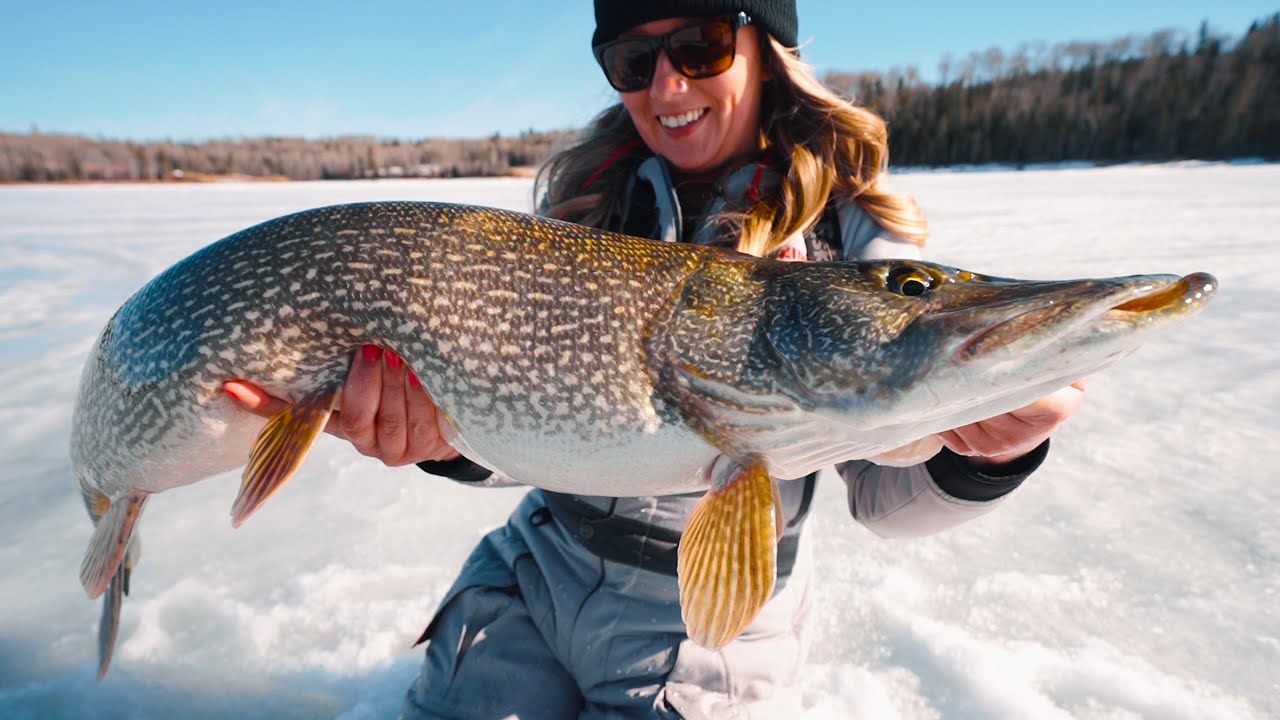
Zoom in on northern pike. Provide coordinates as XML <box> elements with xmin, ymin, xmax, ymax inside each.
<box><xmin>71</xmin><ymin>201</ymin><xmax>1216</xmax><ymax>678</ymax></box>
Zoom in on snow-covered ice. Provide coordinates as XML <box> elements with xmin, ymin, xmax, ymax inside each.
<box><xmin>0</xmin><ymin>165</ymin><xmax>1275</xmax><ymax>718</ymax></box>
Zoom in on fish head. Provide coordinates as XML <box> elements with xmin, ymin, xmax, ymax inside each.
<box><xmin>757</xmin><ymin>259</ymin><xmax>1217</xmax><ymax>439</ymax></box>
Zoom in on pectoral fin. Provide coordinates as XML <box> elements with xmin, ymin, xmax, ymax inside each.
<box><xmin>230</xmin><ymin>389</ymin><xmax>338</xmax><ymax>528</ymax></box>
<box><xmin>677</xmin><ymin>459</ymin><xmax>778</xmax><ymax>650</ymax></box>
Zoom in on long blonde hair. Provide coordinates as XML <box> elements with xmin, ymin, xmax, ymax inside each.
<box><xmin>535</xmin><ymin>34</ymin><xmax>929</xmax><ymax>256</ymax></box>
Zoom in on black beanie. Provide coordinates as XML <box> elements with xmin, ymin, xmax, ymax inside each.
<box><xmin>592</xmin><ymin>0</ymin><xmax>798</xmax><ymax>49</ymax></box>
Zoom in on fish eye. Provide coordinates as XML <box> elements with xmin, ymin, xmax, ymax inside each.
<box><xmin>887</xmin><ymin>268</ymin><xmax>934</xmax><ymax>297</ymax></box>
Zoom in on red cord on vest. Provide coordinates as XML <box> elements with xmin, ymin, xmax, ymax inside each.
<box><xmin>746</xmin><ymin>162</ymin><xmax>766</xmax><ymax>203</ymax></box>
<box><xmin>579</xmin><ymin>139</ymin><xmax>644</xmax><ymax>193</ymax></box>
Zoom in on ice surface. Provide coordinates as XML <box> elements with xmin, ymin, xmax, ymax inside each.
<box><xmin>0</xmin><ymin>166</ymin><xmax>1275</xmax><ymax>718</ymax></box>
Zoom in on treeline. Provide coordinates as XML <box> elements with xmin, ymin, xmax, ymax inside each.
<box><xmin>3</xmin><ymin>15</ymin><xmax>1277</xmax><ymax>183</ymax></box>
<box><xmin>0</xmin><ymin>130</ymin><xmax>572</xmax><ymax>183</ymax></box>
<box><xmin>825</xmin><ymin>14</ymin><xmax>1280</xmax><ymax>165</ymax></box>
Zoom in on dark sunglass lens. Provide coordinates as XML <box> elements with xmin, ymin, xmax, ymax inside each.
<box><xmin>667</xmin><ymin>19</ymin><xmax>736</xmax><ymax>78</ymax></box>
<box><xmin>603</xmin><ymin>42</ymin><xmax>656</xmax><ymax>92</ymax></box>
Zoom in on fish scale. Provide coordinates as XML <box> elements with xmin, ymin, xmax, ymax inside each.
<box><xmin>75</xmin><ymin>203</ymin><xmax>716</xmax><ymax>492</ymax></box>
<box><xmin>70</xmin><ymin>200</ymin><xmax>1216</xmax><ymax>677</ymax></box>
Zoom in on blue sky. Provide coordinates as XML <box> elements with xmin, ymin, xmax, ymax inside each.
<box><xmin>4</xmin><ymin>0</ymin><xmax>1276</xmax><ymax>141</ymax></box>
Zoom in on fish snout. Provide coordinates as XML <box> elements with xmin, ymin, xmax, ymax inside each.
<box><xmin>950</xmin><ymin>273</ymin><xmax>1212</xmax><ymax>362</ymax></box>
<box><xmin>1109</xmin><ymin>272</ymin><xmax>1217</xmax><ymax>315</ymax></box>
<box><xmin>947</xmin><ymin>275</ymin><xmax>1167</xmax><ymax>363</ymax></box>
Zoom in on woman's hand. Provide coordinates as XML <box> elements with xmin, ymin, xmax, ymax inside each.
<box><xmin>937</xmin><ymin>379</ymin><xmax>1088</xmax><ymax>468</ymax></box>
<box><xmin>224</xmin><ymin>344</ymin><xmax>460</xmax><ymax>467</ymax></box>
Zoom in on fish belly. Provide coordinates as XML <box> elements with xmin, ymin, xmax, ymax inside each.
<box><xmin>444</xmin><ymin>418</ymin><xmax>719</xmax><ymax>497</ymax></box>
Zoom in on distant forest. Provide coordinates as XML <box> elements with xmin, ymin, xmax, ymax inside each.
<box><xmin>827</xmin><ymin>14</ymin><xmax>1280</xmax><ymax>166</ymax></box>
<box><xmin>0</xmin><ymin>130</ymin><xmax>571</xmax><ymax>183</ymax></box>
<box><xmin>2</xmin><ymin>14</ymin><xmax>1276</xmax><ymax>183</ymax></box>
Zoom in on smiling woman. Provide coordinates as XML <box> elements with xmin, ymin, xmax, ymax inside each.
<box><xmin>602</xmin><ymin>12</ymin><xmax>766</xmax><ymax>174</ymax></box>
<box><xmin>219</xmin><ymin>1</ymin><xmax>1089</xmax><ymax>717</ymax></box>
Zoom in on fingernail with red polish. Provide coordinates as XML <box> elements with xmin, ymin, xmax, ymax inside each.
<box><xmin>385</xmin><ymin>350</ymin><xmax>402</xmax><ymax>370</ymax></box>
<box><xmin>362</xmin><ymin>344</ymin><xmax>382</xmax><ymax>362</ymax></box>
<box><xmin>408</xmin><ymin>373</ymin><xmax>421</xmax><ymax>388</ymax></box>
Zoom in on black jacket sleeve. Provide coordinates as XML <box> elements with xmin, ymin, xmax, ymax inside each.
<box><xmin>416</xmin><ymin>456</ymin><xmax>494</xmax><ymax>484</ymax></box>
<box><xmin>926</xmin><ymin>439</ymin><xmax>1050</xmax><ymax>502</ymax></box>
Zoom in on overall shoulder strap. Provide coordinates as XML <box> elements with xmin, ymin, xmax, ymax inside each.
<box><xmin>836</xmin><ymin>199</ymin><xmax>924</xmax><ymax>261</ymax></box>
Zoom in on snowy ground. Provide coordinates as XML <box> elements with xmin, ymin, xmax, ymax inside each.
<box><xmin>0</xmin><ymin>165</ymin><xmax>1276</xmax><ymax>719</ymax></box>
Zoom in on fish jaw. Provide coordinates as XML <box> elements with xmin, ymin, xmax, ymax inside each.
<box><xmin>807</xmin><ymin>270</ymin><xmax>1218</xmax><ymax>441</ymax></box>
<box><xmin>954</xmin><ymin>272</ymin><xmax>1218</xmax><ymax>362</ymax></box>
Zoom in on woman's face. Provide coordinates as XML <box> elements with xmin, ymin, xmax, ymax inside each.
<box><xmin>617</xmin><ymin>17</ymin><xmax>766</xmax><ymax>175</ymax></box>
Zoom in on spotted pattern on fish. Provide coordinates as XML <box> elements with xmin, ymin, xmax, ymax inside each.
<box><xmin>72</xmin><ymin>202</ymin><xmax>739</xmax><ymax>499</ymax></box>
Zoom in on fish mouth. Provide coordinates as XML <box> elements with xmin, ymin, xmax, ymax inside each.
<box><xmin>957</xmin><ymin>272</ymin><xmax>1217</xmax><ymax>361</ymax></box>
<box><xmin>1109</xmin><ymin>272</ymin><xmax>1216</xmax><ymax>313</ymax></box>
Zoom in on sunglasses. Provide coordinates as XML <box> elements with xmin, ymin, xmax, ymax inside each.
<box><xmin>594</xmin><ymin>13</ymin><xmax>751</xmax><ymax>93</ymax></box>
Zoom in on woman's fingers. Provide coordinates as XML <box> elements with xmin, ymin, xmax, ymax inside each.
<box><xmin>374</xmin><ymin>349</ymin><xmax>411</xmax><ymax>463</ymax></box>
<box><xmin>223</xmin><ymin>381</ymin><xmax>288</xmax><ymax>418</ymax></box>
<box><xmin>339</xmin><ymin>344</ymin><xmax>386</xmax><ymax>456</ymax></box>
<box><xmin>404</xmin><ymin>371</ymin><xmax>459</xmax><ymax>463</ymax></box>
<box><xmin>334</xmin><ymin>345</ymin><xmax>460</xmax><ymax>465</ymax></box>
<box><xmin>939</xmin><ymin>379</ymin><xmax>1088</xmax><ymax>466</ymax></box>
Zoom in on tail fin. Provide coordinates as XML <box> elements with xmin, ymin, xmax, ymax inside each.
<box><xmin>96</xmin><ymin>559</ymin><xmax>130</xmax><ymax>680</ymax></box>
<box><xmin>80</xmin><ymin>489</ymin><xmax>145</xmax><ymax>680</ymax></box>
